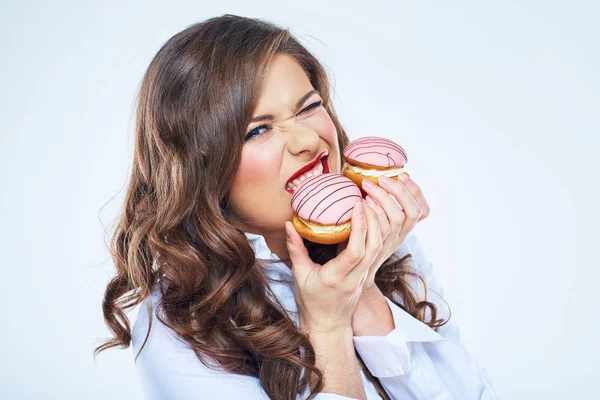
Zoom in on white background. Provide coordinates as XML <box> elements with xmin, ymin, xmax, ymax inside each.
<box><xmin>1</xmin><ymin>0</ymin><xmax>598</xmax><ymax>398</ymax></box>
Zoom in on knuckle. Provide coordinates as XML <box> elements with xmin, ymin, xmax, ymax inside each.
<box><xmin>406</xmin><ymin>179</ymin><xmax>419</xmax><ymax>193</ymax></box>
<box><xmin>381</xmin><ymin>226</ymin><xmax>391</xmax><ymax>237</ymax></box>
<box><xmin>368</xmin><ymin>235</ymin><xmax>383</xmax><ymax>254</ymax></box>
<box><xmin>410</xmin><ymin>207</ymin><xmax>423</xmax><ymax>219</ymax></box>
<box><xmin>346</xmin><ymin>248</ymin><xmax>364</xmax><ymax>264</ymax></box>
<box><xmin>374</xmin><ymin>240</ymin><xmax>383</xmax><ymax>253</ymax></box>
<box><xmin>390</xmin><ymin>213</ymin><xmax>405</xmax><ymax>227</ymax></box>
<box><xmin>341</xmin><ymin>285</ymin><xmax>357</xmax><ymax>296</ymax></box>
<box><xmin>375</xmin><ymin>229</ymin><xmax>383</xmax><ymax>246</ymax></box>
<box><xmin>321</xmin><ymin>273</ymin><xmax>338</xmax><ymax>289</ymax></box>
<box><xmin>404</xmin><ymin>206</ymin><xmax>420</xmax><ymax>219</ymax></box>
<box><xmin>404</xmin><ymin>213</ymin><xmax>418</xmax><ymax>223</ymax></box>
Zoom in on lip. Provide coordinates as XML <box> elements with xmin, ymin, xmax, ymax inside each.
<box><xmin>285</xmin><ymin>151</ymin><xmax>330</xmax><ymax>193</ymax></box>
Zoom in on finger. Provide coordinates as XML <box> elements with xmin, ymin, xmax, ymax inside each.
<box><xmin>365</xmin><ymin>195</ymin><xmax>391</xmax><ymax>240</ymax></box>
<box><xmin>377</xmin><ymin>176</ymin><xmax>422</xmax><ymax>235</ymax></box>
<box><xmin>324</xmin><ymin>201</ymin><xmax>367</xmax><ymax>280</ymax></box>
<box><xmin>397</xmin><ymin>173</ymin><xmax>430</xmax><ymax>221</ymax></box>
<box><xmin>285</xmin><ymin>221</ymin><xmax>314</xmax><ymax>278</ymax></box>
<box><xmin>360</xmin><ymin>198</ymin><xmax>382</xmax><ymax>263</ymax></box>
<box><xmin>361</xmin><ymin>178</ymin><xmax>406</xmax><ymax>236</ymax></box>
<box><xmin>347</xmin><ymin>199</ymin><xmax>382</xmax><ymax>282</ymax></box>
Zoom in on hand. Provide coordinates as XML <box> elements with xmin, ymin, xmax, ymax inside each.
<box><xmin>336</xmin><ymin>172</ymin><xmax>430</xmax><ymax>292</ymax></box>
<box><xmin>284</xmin><ymin>201</ymin><xmax>382</xmax><ymax>334</ymax></box>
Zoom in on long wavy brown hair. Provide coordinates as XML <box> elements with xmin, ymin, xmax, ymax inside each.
<box><xmin>94</xmin><ymin>14</ymin><xmax>450</xmax><ymax>400</ymax></box>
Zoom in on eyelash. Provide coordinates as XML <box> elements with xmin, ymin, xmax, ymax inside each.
<box><xmin>245</xmin><ymin>100</ymin><xmax>323</xmax><ymax>141</ymax></box>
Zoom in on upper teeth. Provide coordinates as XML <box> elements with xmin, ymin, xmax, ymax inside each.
<box><xmin>286</xmin><ymin>160</ymin><xmax>324</xmax><ymax>191</ymax></box>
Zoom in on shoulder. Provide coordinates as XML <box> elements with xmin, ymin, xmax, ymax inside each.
<box><xmin>130</xmin><ymin>286</ymin><xmax>273</xmax><ymax>399</ymax></box>
<box><xmin>130</xmin><ymin>286</ymin><xmax>219</xmax><ymax>393</ymax></box>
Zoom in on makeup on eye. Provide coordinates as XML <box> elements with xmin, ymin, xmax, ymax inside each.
<box><xmin>244</xmin><ymin>99</ymin><xmax>323</xmax><ymax>141</ymax></box>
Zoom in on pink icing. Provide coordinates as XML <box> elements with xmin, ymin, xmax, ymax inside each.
<box><xmin>291</xmin><ymin>173</ymin><xmax>362</xmax><ymax>225</ymax></box>
<box><xmin>343</xmin><ymin>136</ymin><xmax>407</xmax><ymax>167</ymax></box>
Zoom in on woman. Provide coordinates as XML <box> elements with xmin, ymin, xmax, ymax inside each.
<box><xmin>95</xmin><ymin>14</ymin><xmax>499</xmax><ymax>400</ymax></box>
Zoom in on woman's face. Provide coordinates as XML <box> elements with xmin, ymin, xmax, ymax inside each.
<box><xmin>229</xmin><ymin>53</ymin><xmax>341</xmax><ymax>254</ymax></box>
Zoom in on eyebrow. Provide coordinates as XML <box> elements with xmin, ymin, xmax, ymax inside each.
<box><xmin>249</xmin><ymin>89</ymin><xmax>320</xmax><ymax>124</ymax></box>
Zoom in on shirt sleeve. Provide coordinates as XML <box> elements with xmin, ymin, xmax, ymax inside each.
<box><xmin>131</xmin><ymin>301</ymin><xmax>359</xmax><ymax>400</ymax></box>
<box><xmin>352</xmin><ymin>231</ymin><xmax>502</xmax><ymax>399</ymax></box>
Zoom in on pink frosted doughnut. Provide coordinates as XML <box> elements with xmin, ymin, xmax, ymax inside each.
<box><xmin>343</xmin><ymin>136</ymin><xmax>407</xmax><ymax>168</ymax></box>
<box><xmin>291</xmin><ymin>173</ymin><xmax>362</xmax><ymax>225</ymax></box>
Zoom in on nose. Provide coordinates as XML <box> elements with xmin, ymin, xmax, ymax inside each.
<box><xmin>286</xmin><ymin>122</ymin><xmax>320</xmax><ymax>158</ymax></box>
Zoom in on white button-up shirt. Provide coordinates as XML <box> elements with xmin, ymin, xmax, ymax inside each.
<box><xmin>132</xmin><ymin>231</ymin><xmax>500</xmax><ymax>399</ymax></box>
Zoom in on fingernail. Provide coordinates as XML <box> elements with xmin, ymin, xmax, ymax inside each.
<box><xmin>398</xmin><ymin>172</ymin><xmax>409</xmax><ymax>182</ymax></box>
<box><xmin>379</xmin><ymin>175</ymin><xmax>394</xmax><ymax>187</ymax></box>
<box><xmin>356</xmin><ymin>201</ymin><xmax>364</xmax><ymax>217</ymax></box>
<box><xmin>362</xmin><ymin>179</ymin><xmax>375</xmax><ymax>190</ymax></box>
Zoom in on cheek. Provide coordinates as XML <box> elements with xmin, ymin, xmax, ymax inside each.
<box><xmin>310</xmin><ymin>112</ymin><xmax>340</xmax><ymax>170</ymax></box>
<box><xmin>232</xmin><ymin>147</ymin><xmax>280</xmax><ymax>192</ymax></box>
<box><xmin>310</xmin><ymin>111</ymin><xmax>338</xmax><ymax>146</ymax></box>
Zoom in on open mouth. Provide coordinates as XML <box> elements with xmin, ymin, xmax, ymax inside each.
<box><xmin>285</xmin><ymin>151</ymin><xmax>330</xmax><ymax>194</ymax></box>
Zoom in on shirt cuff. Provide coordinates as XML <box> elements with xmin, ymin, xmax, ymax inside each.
<box><xmin>352</xmin><ymin>297</ymin><xmax>412</xmax><ymax>378</ymax></box>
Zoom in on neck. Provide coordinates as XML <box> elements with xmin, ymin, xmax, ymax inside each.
<box><xmin>244</xmin><ymin>225</ymin><xmax>291</xmax><ymax>260</ymax></box>
<box><xmin>233</xmin><ymin>219</ymin><xmax>293</xmax><ymax>268</ymax></box>
<box><xmin>263</xmin><ymin>231</ymin><xmax>290</xmax><ymax>262</ymax></box>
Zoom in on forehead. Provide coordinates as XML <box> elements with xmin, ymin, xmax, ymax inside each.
<box><xmin>254</xmin><ymin>53</ymin><xmax>314</xmax><ymax>113</ymax></box>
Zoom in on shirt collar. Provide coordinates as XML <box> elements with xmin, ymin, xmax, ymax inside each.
<box><xmin>243</xmin><ymin>231</ymin><xmax>293</xmax><ymax>280</ymax></box>
<box><xmin>243</xmin><ymin>231</ymin><xmax>271</xmax><ymax>258</ymax></box>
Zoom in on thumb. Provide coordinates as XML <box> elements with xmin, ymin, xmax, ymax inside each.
<box><xmin>284</xmin><ymin>221</ymin><xmax>312</xmax><ymax>270</ymax></box>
